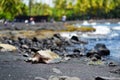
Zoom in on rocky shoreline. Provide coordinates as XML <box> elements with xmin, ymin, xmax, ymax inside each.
<box><xmin>0</xmin><ymin>21</ymin><xmax>120</xmax><ymax>80</ymax></box>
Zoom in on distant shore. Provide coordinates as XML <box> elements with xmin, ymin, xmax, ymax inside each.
<box><xmin>0</xmin><ymin>19</ymin><xmax>120</xmax><ymax>30</ymax></box>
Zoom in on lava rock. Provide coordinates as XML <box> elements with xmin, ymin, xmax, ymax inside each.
<box><xmin>23</xmin><ymin>53</ymin><xmax>29</xmax><ymax>57</ymax></box>
<box><xmin>94</xmin><ymin>43</ymin><xmax>106</xmax><ymax>49</ymax></box>
<box><xmin>87</xmin><ymin>43</ymin><xmax>110</xmax><ymax>60</ymax></box>
<box><xmin>53</xmin><ymin>33</ymin><xmax>61</xmax><ymax>39</ymax></box>
<box><xmin>98</xmin><ymin>48</ymin><xmax>110</xmax><ymax>56</ymax></box>
<box><xmin>30</xmin><ymin>47</ymin><xmax>39</xmax><ymax>53</ymax></box>
<box><xmin>86</xmin><ymin>49</ymin><xmax>98</xmax><ymax>57</ymax></box>
<box><xmin>71</xmin><ymin>36</ymin><xmax>79</xmax><ymax>41</ymax></box>
<box><xmin>21</xmin><ymin>44</ymin><xmax>29</xmax><ymax>49</ymax></box>
<box><xmin>108</xmin><ymin>62</ymin><xmax>118</xmax><ymax>67</ymax></box>
<box><xmin>32</xmin><ymin>37</ymin><xmax>38</xmax><ymax>42</ymax></box>
<box><xmin>90</xmin><ymin>54</ymin><xmax>101</xmax><ymax>61</ymax></box>
<box><xmin>73</xmin><ymin>49</ymin><xmax>81</xmax><ymax>54</ymax></box>
<box><xmin>95</xmin><ymin>43</ymin><xmax>110</xmax><ymax>56</ymax></box>
<box><xmin>110</xmin><ymin>68</ymin><xmax>120</xmax><ymax>74</ymax></box>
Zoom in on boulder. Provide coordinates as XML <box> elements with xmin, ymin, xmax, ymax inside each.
<box><xmin>0</xmin><ymin>44</ymin><xmax>17</xmax><ymax>52</ymax></box>
<box><xmin>53</xmin><ymin>33</ymin><xmax>61</xmax><ymax>39</ymax></box>
<box><xmin>32</xmin><ymin>37</ymin><xmax>38</xmax><ymax>42</ymax></box>
<box><xmin>94</xmin><ymin>43</ymin><xmax>106</xmax><ymax>49</ymax></box>
<box><xmin>94</xmin><ymin>43</ymin><xmax>110</xmax><ymax>56</ymax></box>
<box><xmin>92</xmin><ymin>54</ymin><xmax>101</xmax><ymax>60</ymax></box>
<box><xmin>86</xmin><ymin>50</ymin><xmax>101</xmax><ymax>61</ymax></box>
<box><xmin>97</xmin><ymin>48</ymin><xmax>110</xmax><ymax>56</ymax></box>
<box><xmin>71</xmin><ymin>36</ymin><xmax>79</xmax><ymax>41</ymax></box>
<box><xmin>52</xmin><ymin>34</ymin><xmax>64</xmax><ymax>47</ymax></box>
<box><xmin>30</xmin><ymin>47</ymin><xmax>39</xmax><ymax>53</ymax></box>
<box><xmin>71</xmin><ymin>35</ymin><xmax>88</xmax><ymax>44</ymax></box>
<box><xmin>52</xmin><ymin>37</ymin><xmax>62</xmax><ymax>47</ymax></box>
<box><xmin>86</xmin><ymin>49</ymin><xmax>98</xmax><ymax>57</ymax></box>
<box><xmin>73</xmin><ymin>49</ymin><xmax>81</xmax><ymax>53</ymax></box>
<box><xmin>86</xmin><ymin>43</ymin><xmax>110</xmax><ymax>60</ymax></box>
<box><xmin>66</xmin><ymin>54</ymin><xmax>81</xmax><ymax>58</ymax></box>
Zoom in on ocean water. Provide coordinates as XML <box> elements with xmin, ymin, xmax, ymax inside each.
<box><xmin>79</xmin><ymin>21</ymin><xmax>120</xmax><ymax>62</ymax></box>
<box><xmin>62</xmin><ymin>21</ymin><xmax>120</xmax><ymax>62</ymax></box>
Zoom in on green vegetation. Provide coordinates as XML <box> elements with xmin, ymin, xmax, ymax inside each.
<box><xmin>64</xmin><ymin>25</ymin><xmax>95</xmax><ymax>32</ymax></box>
<box><xmin>0</xmin><ymin>0</ymin><xmax>28</xmax><ymax>20</ymax></box>
<box><xmin>0</xmin><ymin>0</ymin><xmax>120</xmax><ymax>20</ymax></box>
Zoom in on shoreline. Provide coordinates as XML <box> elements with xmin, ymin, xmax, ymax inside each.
<box><xmin>0</xmin><ymin>19</ymin><xmax>120</xmax><ymax>80</ymax></box>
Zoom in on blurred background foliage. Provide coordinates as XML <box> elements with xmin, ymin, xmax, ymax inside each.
<box><xmin>0</xmin><ymin>0</ymin><xmax>120</xmax><ymax>21</ymax></box>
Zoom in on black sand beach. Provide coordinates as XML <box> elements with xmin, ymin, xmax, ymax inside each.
<box><xmin>0</xmin><ymin>52</ymin><xmax>120</xmax><ymax>80</ymax></box>
<box><xmin>0</xmin><ymin>20</ymin><xmax>120</xmax><ymax>80</ymax></box>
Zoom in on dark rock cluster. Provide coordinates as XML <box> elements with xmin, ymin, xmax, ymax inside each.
<box><xmin>0</xmin><ymin>33</ymin><xmax>110</xmax><ymax>61</ymax></box>
<box><xmin>0</xmin><ymin>34</ymin><xmax>87</xmax><ymax>57</ymax></box>
<box><xmin>86</xmin><ymin>43</ymin><xmax>110</xmax><ymax>61</ymax></box>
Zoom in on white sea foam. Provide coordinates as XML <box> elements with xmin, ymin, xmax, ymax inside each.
<box><xmin>60</xmin><ymin>32</ymin><xmax>78</xmax><ymax>39</ymax></box>
<box><xmin>118</xmin><ymin>22</ymin><xmax>120</xmax><ymax>24</ymax></box>
<box><xmin>112</xmin><ymin>26</ymin><xmax>120</xmax><ymax>30</ymax></box>
<box><xmin>105</xmin><ymin>22</ymin><xmax>111</xmax><ymax>25</ymax></box>
<box><xmin>93</xmin><ymin>26</ymin><xmax>111</xmax><ymax>35</ymax></box>
<box><xmin>82</xmin><ymin>21</ymin><xmax>90</xmax><ymax>26</ymax></box>
<box><xmin>109</xmin><ymin>33</ymin><xmax>119</xmax><ymax>38</ymax></box>
<box><xmin>80</xmin><ymin>26</ymin><xmax>111</xmax><ymax>39</ymax></box>
<box><xmin>90</xmin><ymin>22</ymin><xmax>97</xmax><ymax>26</ymax></box>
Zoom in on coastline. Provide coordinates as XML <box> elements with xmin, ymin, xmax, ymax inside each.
<box><xmin>0</xmin><ymin>20</ymin><xmax>120</xmax><ymax>80</ymax></box>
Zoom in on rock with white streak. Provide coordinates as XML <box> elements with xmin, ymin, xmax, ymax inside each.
<box><xmin>0</xmin><ymin>44</ymin><xmax>17</xmax><ymax>52</ymax></box>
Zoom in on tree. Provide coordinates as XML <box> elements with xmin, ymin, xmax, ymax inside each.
<box><xmin>103</xmin><ymin>0</ymin><xmax>115</xmax><ymax>13</ymax></box>
<box><xmin>52</xmin><ymin>0</ymin><xmax>67</xmax><ymax>20</ymax></box>
<box><xmin>31</xmin><ymin>2</ymin><xmax>52</xmax><ymax>16</ymax></box>
<box><xmin>74</xmin><ymin>0</ymin><xmax>90</xmax><ymax>14</ymax></box>
<box><xmin>52</xmin><ymin>0</ymin><xmax>120</xmax><ymax>20</ymax></box>
<box><xmin>0</xmin><ymin>0</ymin><xmax>28</xmax><ymax>20</ymax></box>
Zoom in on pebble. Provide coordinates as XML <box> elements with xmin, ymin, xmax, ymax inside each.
<box><xmin>108</xmin><ymin>61</ymin><xmax>118</xmax><ymax>67</ymax></box>
<box><xmin>52</xmin><ymin>68</ymin><xmax>62</xmax><ymax>74</ymax></box>
<box><xmin>23</xmin><ymin>53</ymin><xmax>29</xmax><ymax>57</ymax></box>
<box><xmin>35</xmin><ymin>77</ymin><xmax>47</xmax><ymax>80</ymax></box>
<box><xmin>110</xmin><ymin>68</ymin><xmax>120</xmax><ymax>74</ymax></box>
<box><xmin>8</xmin><ymin>74</ymin><xmax>11</xmax><ymax>77</ymax></box>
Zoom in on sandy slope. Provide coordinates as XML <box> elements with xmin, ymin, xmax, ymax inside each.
<box><xmin>0</xmin><ymin>52</ymin><xmax>120</xmax><ymax>80</ymax></box>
